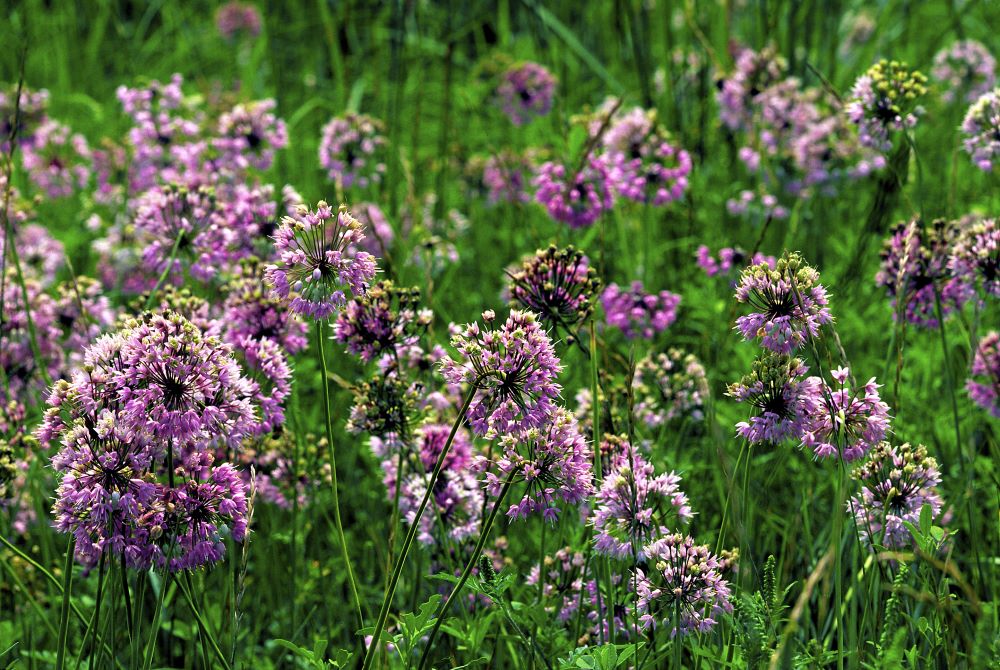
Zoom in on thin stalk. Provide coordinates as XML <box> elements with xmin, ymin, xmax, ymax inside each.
<box><xmin>833</xmin><ymin>465</ymin><xmax>845</xmax><ymax>670</ymax></box>
<box><xmin>316</xmin><ymin>319</ymin><xmax>364</xmax><ymax>629</ymax></box>
<box><xmin>55</xmin><ymin>537</ymin><xmax>76</xmax><ymax>670</ymax></box>
<box><xmin>589</xmin><ymin>320</ymin><xmax>611</xmax><ymax>644</ymax></box>
<box><xmin>73</xmin><ymin>551</ymin><xmax>107</xmax><ymax>670</ymax></box>
<box><xmin>143</xmin><ymin>232</ymin><xmax>184</xmax><ymax>309</ymax></box>
<box><xmin>120</xmin><ymin>553</ymin><xmax>134</xmax><ymax>647</ymax></box>
<box><xmin>142</xmin><ymin>570</ymin><xmax>173</xmax><ymax>670</ymax></box>
<box><xmin>417</xmin><ymin>471</ymin><xmax>518</xmax><ymax>670</ymax></box>
<box><xmin>361</xmin><ymin>387</ymin><xmax>477</xmax><ymax>670</ymax></box>
<box><xmin>179</xmin><ymin>573</ymin><xmax>232</xmax><ymax>670</ymax></box>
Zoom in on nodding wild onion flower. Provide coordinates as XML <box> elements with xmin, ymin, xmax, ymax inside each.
<box><xmin>19</xmin><ymin>118</ymin><xmax>92</xmax><ymax>198</ymax></box>
<box><xmin>716</xmin><ymin>44</ymin><xmax>787</xmax><ymax>132</ymax></box>
<box><xmin>633</xmin><ymin>349</ymin><xmax>710</xmax><ymax>428</ymax></box>
<box><xmin>496</xmin><ymin>62</ymin><xmax>556</xmax><ymax>126</ymax></box>
<box><xmin>333</xmin><ymin>281</ymin><xmax>432</xmax><ymax>363</ymax></box>
<box><xmin>803</xmin><ymin>367</ymin><xmax>891</xmax><ymax>462</ymax></box>
<box><xmin>222</xmin><ymin>260</ymin><xmax>310</xmax><ymax>356</ymax></box>
<box><xmin>968</xmin><ymin>331</ymin><xmax>1000</xmax><ymax>417</ymax></box>
<box><xmin>727</xmin><ymin>352</ymin><xmax>821</xmax><ymax>444</ymax></box>
<box><xmin>949</xmin><ymin>217</ymin><xmax>999</xmax><ymax>297</ymax></box>
<box><xmin>533</xmin><ymin>157</ymin><xmax>614</xmax><ymax>229</ymax></box>
<box><xmin>734</xmin><ymin>251</ymin><xmax>832</xmax><ymax>353</ymax></box>
<box><xmin>932</xmin><ymin>40</ymin><xmax>996</xmax><ymax>104</ymax></box>
<box><xmin>215</xmin><ymin>1</ymin><xmax>262</xmax><ymax>39</ymax></box>
<box><xmin>214</xmin><ymin>99</ymin><xmax>287</xmax><ymax>171</ymax></box>
<box><xmin>875</xmin><ymin>218</ymin><xmax>973</xmax><ymax>328</ymax></box>
<box><xmin>318</xmin><ymin>113</ymin><xmax>387</xmax><ymax>189</ymax></box>
<box><xmin>851</xmin><ymin>442</ymin><xmax>947</xmax><ymax>550</ymax></box>
<box><xmin>846</xmin><ymin>59</ymin><xmax>928</xmax><ymax>152</ymax></box>
<box><xmin>635</xmin><ymin>533</ymin><xmax>733</xmax><ymax>635</ymax></box>
<box><xmin>601</xmin><ymin>281</ymin><xmax>681</xmax><ymax>340</ymax></box>
<box><xmin>480</xmin><ymin>408</ymin><xmax>593</xmax><ymax>521</ymax></box>
<box><xmin>440</xmin><ymin>310</ymin><xmax>562</xmax><ymax>438</ymax></box>
<box><xmin>592</xmin><ymin>445</ymin><xmax>694</xmax><ymax>560</ymax></box>
<box><xmin>506</xmin><ymin>245</ymin><xmax>601</xmax><ymax>340</ymax></box>
<box><xmin>601</xmin><ymin>107</ymin><xmax>692</xmax><ymax>206</ymax></box>
<box><xmin>264</xmin><ymin>202</ymin><xmax>378</xmax><ymax>320</ymax></box>
<box><xmin>961</xmin><ymin>89</ymin><xmax>1000</xmax><ymax>171</ymax></box>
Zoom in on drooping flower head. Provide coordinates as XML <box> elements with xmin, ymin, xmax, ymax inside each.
<box><xmin>216</xmin><ymin>1</ymin><xmax>263</xmax><ymax>40</ymax></box>
<box><xmin>318</xmin><ymin>113</ymin><xmax>387</xmax><ymax>189</ymax></box>
<box><xmin>593</xmin><ymin>445</ymin><xmax>693</xmax><ymax>560</ymax></box>
<box><xmin>727</xmin><ymin>352</ymin><xmax>821</xmax><ymax>444</ymax></box>
<box><xmin>635</xmin><ymin>533</ymin><xmax>733</xmax><ymax>635</ymax></box>
<box><xmin>506</xmin><ymin>245</ymin><xmax>601</xmax><ymax>340</ymax></box>
<box><xmin>875</xmin><ymin>218</ymin><xmax>973</xmax><ymax>327</ymax></box>
<box><xmin>961</xmin><ymin>88</ymin><xmax>1000</xmax><ymax>171</ymax></box>
<box><xmin>496</xmin><ymin>62</ymin><xmax>556</xmax><ymax>126</ymax></box>
<box><xmin>482</xmin><ymin>408</ymin><xmax>593</xmax><ymax>521</ymax></box>
<box><xmin>602</xmin><ymin>107</ymin><xmax>692</xmax><ymax>206</ymax></box>
<box><xmin>967</xmin><ymin>331</ymin><xmax>1000</xmax><ymax>417</ymax></box>
<box><xmin>932</xmin><ymin>40</ymin><xmax>996</xmax><ymax>104</ymax></box>
<box><xmin>440</xmin><ymin>310</ymin><xmax>562</xmax><ymax>437</ymax></box>
<box><xmin>803</xmin><ymin>367</ymin><xmax>891</xmax><ymax>462</ymax></box>
<box><xmin>534</xmin><ymin>157</ymin><xmax>614</xmax><ymax>229</ymax></box>
<box><xmin>734</xmin><ymin>251</ymin><xmax>832</xmax><ymax>353</ymax></box>
<box><xmin>949</xmin><ymin>217</ymin><xmax>1000</xmax><ymax>297</ymax></box>
<box><xmin>214</xmin><ymin>99</ymin><xmax>287</xmax><ymax>171</ymax></box>
<box><xmin>333</xmin><ymin>280</ymin><xmax>431</xmax><ymax>363</ymax></box>
<box><xmin>846</xmin><ymin>59</ymin><xmax>928</xmax><ymax>151</ymax></box>
<box><xmin>851</xmin><ymin>442</ymin><xmax>946</xmax><ymax>550</ymax></box>
<box><xmin>264</xmin><ymin>201</ymin><xmax>379</xmax><ymax>319</ymax></box>
<box><xmin>601</xmin><ymin>281</ymin><xmax>681</xmax><ymax>340</ymax></box>
<box><xmin>633</xmin><ymin>349</ymin><xmax>710</xmax><ymax>429</ymax></box>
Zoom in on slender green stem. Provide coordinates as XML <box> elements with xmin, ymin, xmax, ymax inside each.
<box><xmin>361</xmin><ymin>386</ymin><xmax>477</xmax><ymax>670</ymax></box>
<box><xmin>179</xmin><ymin>573</ymin><xmax>232</xmax><ymax>670</ymax></box>
<box><xmin>74</xmin><ymin>551</ymin><xmax>107</xmax><ymax>670</ymax></box>
<box><xmin>144</xmin><ymin>232</ymin><xmax>185</xmax><ymax>310</ymax></box>
<box><xmin>417</xmin><ymin>471</ymin><xmax>517</xmax><ymax>670</ymax></box>
<box><xmin>316</xmin><ymin>319</ymin><xmax>364</xmax><ymax>630</ymax></box>
<box><xmin>55</xmin><ymin>537</ymin><xmax>76</xmax><ymax>670</ymax></box>
<box><xmin>589</xmin><ymin>319</ymin><xmax>612</xmax><ymax>644</ymax></box>
<box><xmin>833</xmin><ymin>465</ymin><xmax>845</xmax><ymax>670</ymax></box>
<box><xmin>142</xmin><ymin>571</ymin><xmax>173</xmax><ymax>670</ymax></box>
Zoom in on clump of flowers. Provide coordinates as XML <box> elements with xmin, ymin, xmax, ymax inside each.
<box><xmin>962</xmin><ymin>89</ymin><xmax>1000</xmax><ymax>171</ymax></box>
<box><xmin>726</xmin><ymin>190</ymin><xmax>789</xmax><ymax>221</ymax></box>
<box><xmin>633</xmin><ymin>349</ymin><xmax>710</xmax><ymax>428</ymax></box>
<box><xmin>19</xmin><ymin>119</ymin><xmax>92</xmax><ymax>198</ymax></box>
<box><xmin>932</xmin><ymin>40</ymin><xmax>996</xmax><ymax>104</ymax></box>
<box><xmin>968</xmin><ymin>331</ymin><xmax>1000</xmax><ymax>417</ymax></box>
<box><xmin>222</xmin><ymin>262</ymin><xmax>309</xmax><ymax>355</ymax></box>
<box><xmin>635</xmin><ymin>533</ymin><xmax>733</xmax><ymax>635</ymax></box>
<box><xmin>697</xmin><ymin>245</ymin><xmax>776</xmax><ymax>279</ymax></box>
<box><xmin>1</xmin><ymin>268</ymin><xmax>63</xmax><ymax>398</ymax></box>
<box><xmin>482</xmin><ymin>408</ymin><xmax>593</xmax><ymax>521</ymax></box>
<box><xmin>727</xmin><ymin>352</ymin><xmax>821</xmax><ymax>444</ymax></box>
<box><xmin>593</xmin><ymin>447</ymin><xmax>693</xmax><ymax>560</ymax></box>
<box><xmin>216</xmin><ymin>1</ymin><xmax>263</xmax><ymax>40</ymax></box>
<box><xmin>949</xmin><ymin>217</ymin><xmax>999</xmax><ymax>296</ymax></box>
<box><xmin>533</xmin><ymin>157</ymin><xmax>614</xmax><ymax>229</ymax></box>
<box><xmin>506</xmin><ymin>245</ymin><xmax>601</xmax><ymax>339</ymax></box>
<box><xmin>602</xmin><ymin>107</ymin><xmax>692</xmax><ymax>205</ymax></box>
<box><xmin>601</xmin><ymin>281</ymin><xmax>681</xmax><ymax>340</ymax></box>
<box><xmin>214</xmin><ymin>99</ymin><xmax>287</xmax><ymax>171</ymax></box>
<box><xmin>318</xmin><ymin>113</ymin><xmax>387</xmax><ymax>189</ymax></box>
<box><xmin>846</xmin><ymin>59</ymin><xmax>928</xmax><ymax>151</ymax></box>
<box><xmin>803</xmin><ymin>367</ymin><xmax>891</xmax><ymax>462</ymax></box>
<box><xmin>496</xmin><ymin>62</ymin><xmax>556</xmax><ymax>126</ymax></box>
<box><xmin>734</xmin><ymin>251</ymin><xmax>832</xmax><ymax>353</ymax></box>
<box><xmin>333</xmin><ymin>281</ymin><xmax>431</xmax><ymax>363</ymax></box>
<box><xmin>1</xmin><ymin>222</ymin><xmax>65</xmax><ymax>286</ymax></box>
<box><xmin>875</xmin><ymin>218</ymin><xmax>973</xmax><ymax>327</ymax></box>
<box><xmin>264</xmin><ymin>202</ymin><xmax>378</xmax><ymax>319</ymax></box>
<box><xmin>717</xmin><ymin>44</ymin><xmax>786</xmax><ymax>131</ymax></box>
<box><xmin>1</xmin><ymin>85</ymin><xmax>49</xmax><ymax>150</ymax></box>
<box><xmin>852</xmin><ymin>442</ymin><xmax>947</xmax><ymax>549</ymax></box>
<box><xmin>440</xmin><ymin>310</ymin><xmax>562</xmax><ymax>437</ymax></box>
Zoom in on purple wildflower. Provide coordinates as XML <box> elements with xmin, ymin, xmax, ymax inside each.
<box><xmin>851</xmin><ymin>442</ymin><xmax>947</xmax><ymax>549</ymax></box>
<box><xmin>601</xmin><ymin>281</ymin><xmax>680</xmax><ymax>340</ymax></box>
<box><xmin>214</xmin><ymin>99</ymin><xmax>287</xmax><ymax>171</ymax></box>
<box><xmin>593</xmin><ymin>445</ymin><xmax>693</xmax><ymax>560</ymax></box>
<box><xmin>264</xmin><ymin>201</ymin><xmax>379</xmax><ymax>319</ymax></box>
<box><xmin>803</xmin><ymin>367</ymin><xmax>891</xmax><ymax>462</ymax></box>
<box><xmin>440</xmin><ymin>310</ymin><xmax>562</xmax><ymax>437</ymax></box>
<box><xmin>633</xmin><ymin>349</ymin><xmax>710</xmax><ymax>428</ymax></box>
<box><xmin>222</xmin><ymin>262</ymin><xmax>309</xmax><ymax>356</ymax></box>
<box><xmin>846</xmin><ymin>60</ymin><xmax>927</xmax><ymax>152</ymax></box>
<box><xmin>949</xmin><ymin>217</ymin><xmax>999</xmax><ymax>297</ymax></box>
<box><xmin>19</xmin><ymin>119</ymin><xmax>92</xmax><ymax>198</ymax></box>
<box><xmin>216</xmin><ymin>1</ymin><xmax>262</xmax><ymax>39</ymax></box>
<box><xmin>727</xmin><ymin>352</ymin><xmax>822</xmax><ymax>444</ymax></box>
<box><xmin>352</xmin><ymin>202</ymin><xmax>395</xmax><ymax>258</ymax></box>
<box><xmin>496</xmin><ymin>62</ymin><xmax>556</xmax><ymax>126</ymax></box>
<box><xmin>961</xmin><ymin>89</ymin><xmax>1000</xmax><ymax>170</ymax></box>
<box><xmin>482</xmin><ymin>150</ymin><xmax>537</xmax><ymax>204</ymax></box>
<box><xmin>734</xmin><ymin>252</ymin><xmax>832</xmax><ymax>353</ymax></box>
<box><xmin>697</xmin><ymin>245</ymin><xmax>776</xmax><ymax>279</ymax></box>
<box><xmin>534</xmin><ymin>157</ymin><xmax>614</xmax><ymax>229</ymax></box>
<box><xmin>333</xmin><ymin>281</ymin><xmax>431</xmax><ymax>363</ymax></box>
<box><xmin>318</xmin><ymin>113</ymin><xmax>387</xmax><ymax>189</ymax></box>
<box><xmin>602</xmin><ymin>107</ymin><xmax>691</xmax><ymax>205</ymax></box>
<box><xmin>932</xmin><ymin>40</ymin><xmax>996</xmax><ymax>104</ymax></box>
<box><xmin>506</xmin><ymin>245</ymin><xmax>601</xmax><ymax>339</ymax></box>
<box><xmin>717</xmin><ymin>44</ymin><xmax>786</xmax><ymax>131</ymax></box>
<box><xmin>635</xmin><ymin>534</ymin><xmax>733</xmax><ymax>635</ymax></box>
<box><xmin>968</xmin><ymin>331</ymin><xmax>1000</xmax><ymax>417</ymax></box>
